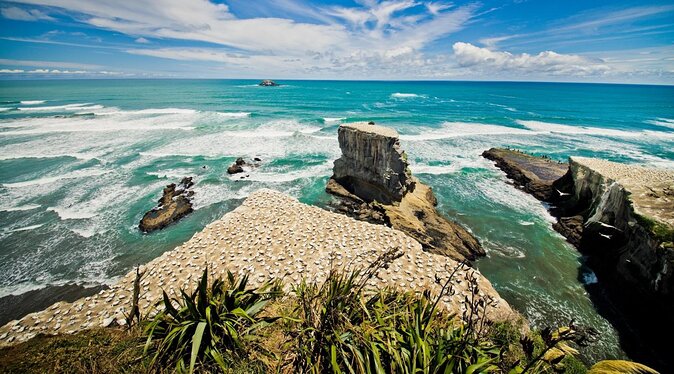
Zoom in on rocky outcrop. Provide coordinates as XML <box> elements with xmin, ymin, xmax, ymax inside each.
<box><xmin>327</xmin><ymin>122</ymin><xmax>484</xmax><ymax>261</ymax></box>
<box><xmin>482</xmin><ymin>148</ymin><xmax>569</xmax><ymax>201</ymax></box>
<box><xmin>139</xmin><ymin>177</ymin><xmax>194</xmax><ymax>232</ymax></box>
<box><xmin>484</xmin><ymin>148</ymin><xmax>674</xmax><ymax>369</ymax></box>
<box><xmin>227</xmin><ymin>157</ymin><xmax>246</xmax><ymax>174</ymax></box>
<box><xmin>259</xmin><ymin>80</ymin><xmax>279</xmax><ymax>86</ymax></box>
<box><xmin>332</xmin><ymin>122</ymin><xmax>414</xmax><ymax>204</ymax></box>
<box><xmin>564</xmin><ymin>157</ymin><xmax>674</xmax><ymax>295</ymax></box>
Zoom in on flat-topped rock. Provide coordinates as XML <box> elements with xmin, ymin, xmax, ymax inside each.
<box><xmin>571</xmin><ymin>157</ymin><xmax>674</xmax><ymax>226</ymax></box>
<box><xmin>0</xmin><ymin>189</ymin><xmax>514</xmax><ymax>347</ymax></box>
<box><xmin>333</xmin><ymin>122</ymin><xmax>413</xmax><ymax>203</ymax></box>
<box><xmin>328</xmin><ymin>123</ymin><xmax>484</xmax><ymax>261</ymax></box>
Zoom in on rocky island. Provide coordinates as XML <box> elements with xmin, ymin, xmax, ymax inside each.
<box><xmin>138</xmin><ymin>177</ymin><xmax>195</xmax><ymax>233</ymax></box>
<box><xmin>327</xmin><ymin>122</ymin><xmax>483</xmax><ymax>262</ymax></box>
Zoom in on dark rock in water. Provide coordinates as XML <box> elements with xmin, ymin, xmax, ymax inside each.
<box><xmin>254</xmin><ymin>157</ymin><xmax>262</xmax><ymax>162</ymax></box>
<box><xmin>139</xmin><ymin>177</ymin><xmax>194</xmax><ymax>232</ymax></box>
<box><xmin>259</xmin><ymin>79</ymin><xmax>279</xmax><ymax>86</ymax></box>
<box><xmin>227</xmin><ymin>164</ymin><xmax>244</xmax><ymax>174</ymax></box>
<box><xmin>0</xmin><ymin>284</ymin><xmax>108</xmax><ymax>326</ymax></box>
<box><xmin>552</xmin><ymin>215</ymin><xmax>584</xmax><ymax>247</ymax></box>
<box><xmin>482</xmin><ymin>148</ymin><xmax>568</xmax><ymax>201</ymax></box>
<box><xmin>326</xmin><ymin>122</ymin><xmax>483</xmax><ymax>262</ymax></box>
<box><xmin>228</xmin><ymin>157</ymin><xmax>247</xmax><ymax>174</ymax></box>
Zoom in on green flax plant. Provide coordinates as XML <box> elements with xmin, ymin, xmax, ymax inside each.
<box><xmin>290</xmin><ymin>249</ymin><xmax>502</xmax><ymax>374</ymax></box>
<box><xmin>143</xmin><ymin>268</ymin><xmax>282</xmax><ymax>373</ymax></box>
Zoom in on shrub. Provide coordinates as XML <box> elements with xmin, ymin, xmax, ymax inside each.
<box><xmin>290</xmin><ymin>250</ymin><xmax>502</xmax><ymax>373</ymax></box>
<box><xmin>143</xmin><ymin>268</ymin><xmax>282</xmax><ymax>373</ymax></box>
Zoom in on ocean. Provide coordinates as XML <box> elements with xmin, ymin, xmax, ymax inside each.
<box><xmin>1</xmin><ymin>79</ymin><xmax>673</xmax><ymax>361</ymax></box>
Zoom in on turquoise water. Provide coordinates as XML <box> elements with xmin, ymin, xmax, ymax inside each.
<box><xmin>1</xmin><ymin>80</ymin><xmax>673</xmax><ymax>361</ymax></box>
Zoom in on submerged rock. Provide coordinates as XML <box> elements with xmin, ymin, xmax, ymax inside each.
<box><xmin>327</xmin><ymin>122</ymin><xmax>484</xmax><ymax>261</ymax></box>
<box><xmin>139</xmin><ymin>177</ymin><xmax>194</xmax><ymax>232</ymax></box>
<box><xmin>259</xmin><ymin>80</ymin><xmax>279</xmax><ymax>86</ymax></box>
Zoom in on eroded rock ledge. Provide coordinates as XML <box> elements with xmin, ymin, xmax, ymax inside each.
<box><xmin>0</xmin><ymin>189</ymin><xmax>514</xmax><ymax>346</ymax></box>
<box><xmin>327</xmin><ymin>122</ymin><xmax>483</xmax><ymax>262</ymax></box>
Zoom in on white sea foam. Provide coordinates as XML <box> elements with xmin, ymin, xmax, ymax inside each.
<box><xmin>400</xmin><ymin>122</ymin><xmax>532</xmax><ymax>141</ymax></box>
<box><xmin>47</xmin><ymin>206</ymin><xmax>96</xmax><ymax>220</ymax></box>
<box><xmin>518</xmin><ymin>220</ymin><xmax>535</xmax><ymax>226</ymax></box>
<box><xmin>645</xmin><ymin>118</ymin><xmax>674</xmax><ymax>130</ymax></box>
<box><xmin>215</xmin><ymin>112</ymin><xmax>251</xmax><ymax>118</ymax></box>
<box><xmin>323</xmin><ymin>117</ymin><xmax>346</xmax><ymax>123</ymax></box>
<box><xmin>0</xmin><ymin>152</ymin><xmax>99</xmax><ymax>161</ymax></box>
<box><xmin>0</xmin><ymin>107</ymin><xmax>12</xmax><ymax>112</ymax></box>
<box><xmin>581</xmin><ymin>271</ymin><xmax>599</xmax><ymax>285</ymax></box>
<box><xmin>17</xmin><ymin>103</ymin><xmax>91</xmax><ymax>111</ymax></box>
<box><xmin>2</xmin><ymin>224</ymin><xmax>44</xmax><ymax>234</ymax></box>
<box><xmin>20</xmin><ymin>100</ymin><xmax>46</xmax><ymax>105</ymax></box>
<box><xmin>517</xmin><ymin>120</ymin><xmax>645</xmax><ymax>138</ymax></box>
<box><xmin>0</xmin><ymin>114</ymin><xmax>196</xmax><ymax>135</ymax></box>
<box><xmin>0</xmin><ymin>204</ymin><xmax>41</xmax><ymax>212</ymax></box>
<box><xmin>2</xmin><ymin>169</ymin><xmax>110</xmax><ymax>188</ymax></box>
<box><xmin>131</xmin><ymin>108</ymin><xmax>197</xmax><ymax>115</ymax></box>
<box><xmin>227</xmin><ymin>162</ymin><xmax>332</xmax><ymax>183</ymax></box>
<box><xmin>410</xmin><ymin>164</ymin><xmax>458</xmax><ymax>175</ymax></box>
<box><xmin>391</xmin><ymin>93</ymin><xmax>423</xmax><ymax>98</ymax></box>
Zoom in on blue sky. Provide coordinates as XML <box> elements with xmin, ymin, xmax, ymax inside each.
<box><xmin>1</xmin><ymin>0</ymin><xmax>673</xmax><ymax>83</ymax></box>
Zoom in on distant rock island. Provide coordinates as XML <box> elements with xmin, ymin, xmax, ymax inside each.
<box><xmin>259</xmin><ymin>79</ymin><xmax>279</xmax><ymax>86</ymax></box>
<box><xmin>326</xmin><ymin>122</ymin><xmax>483</xmax><ymax>262</ymax></box>
<box><xmin>139</xmin><ymin>177</ymin><xmax>195</xmax><ymax>232</ymax></box>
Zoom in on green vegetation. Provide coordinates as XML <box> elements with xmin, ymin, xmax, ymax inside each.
<box><xmin>143</xmin><ymin>269</ymin><xmax>282</xmax><ymax>373</ymax></box>
<box><xmin>634</xmin><ymin>213</ymin><xmax>674</xmax><ymax>245</ymax></box>
<box><xmin>0</xmin><ymin>252</ymin><xmax>659</xmax><ymax>373</ymax></box>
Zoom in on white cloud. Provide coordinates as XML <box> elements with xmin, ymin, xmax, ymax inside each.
<box><xmin>10</xmin><ymin>0</ymin><xmax>477</xmax><ymax>78</ymax></box>
<box><xmin>0</xmin><ymin>58</ymin><xmax>102</xmax><ymax>69</ymax></box>
<box><xmin>1</xmin><ymin>6</ymin><xmax>54</xmax><ymax>21</ymax></box>
<box><xmin>134</xmin><ymin>37</ymin><xmax>150</xmax><ymax>44</ymax></box>
<box><xmin>452</xmin><ymin>42</ymin><xmax>611</xmax><ymax>76</ymax></box>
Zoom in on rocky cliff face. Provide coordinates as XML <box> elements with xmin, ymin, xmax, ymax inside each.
<box><xmin>567</xmin><ymin>157</ymin><xmax>674</xmax><ymax>295</ymax></box>
<box><xmin>332</xmin><ymin>122</ymin><xmax>414</xmax><ymax>204</ymax></box>
<box><xmin>484</xmin><ymin>148</ymin><xmax>674</xmax><ymax>369</ymax></box>
<box><xmin>327</xmin><ymin>122</ymin><xmax>484</xmax><ymax>261</ymax></box>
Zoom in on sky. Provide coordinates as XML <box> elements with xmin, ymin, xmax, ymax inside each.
<box><xmin>0</xmin><ymin>0</ymin><xmax>673</xmax><ymax>84</ymax></box>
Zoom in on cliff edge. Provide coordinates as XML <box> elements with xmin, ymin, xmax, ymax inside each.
<box><xmin>327</xmin><ymin>122</ymin><xmax>483</xmax><ymax>262</ymax></box>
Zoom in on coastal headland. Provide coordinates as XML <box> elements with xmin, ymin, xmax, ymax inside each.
<box><xmin>483</xmin><ymin>147</ymin><xmax>674</xmax><ymax>369</ymax></box>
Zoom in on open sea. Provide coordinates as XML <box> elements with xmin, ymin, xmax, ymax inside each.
<box><xmin>1</xmin><ymin>79</ymin><xmax>673</xmax><ymax>361</ymax></box>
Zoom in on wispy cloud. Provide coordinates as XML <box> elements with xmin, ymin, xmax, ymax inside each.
<box><xmin>453</xmin><ymin>42</ymin><xmax>611</xmax><ymax>76</ymax></box>
<box><xmin>0</xmin><ymin>58</ymin><xmax>102</xmax><ymax>69</ymax></box>
<box><xmin>481</xmin><ymin>5</ymin><xmax>674</xmax><ymax>49</ymax></box>
<box><xmin>1</xmin><ymin>6</ymin><xmax>54</xmax><ymax>21</ymax></box>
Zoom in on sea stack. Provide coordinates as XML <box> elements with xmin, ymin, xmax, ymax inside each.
<box><xmin>259</xmin><ymin>80</ymin><xmax>279</xmax><ymax>86</ymax></box>
<box><xmin>327</xmin><ymin>122</ymin><xmax>484</xmax><ymax>261</ymax></box>
<box><xmin>139</xmin><ymin>177</ymin><xmax>195</xmax><ymax>232</ymax></box>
